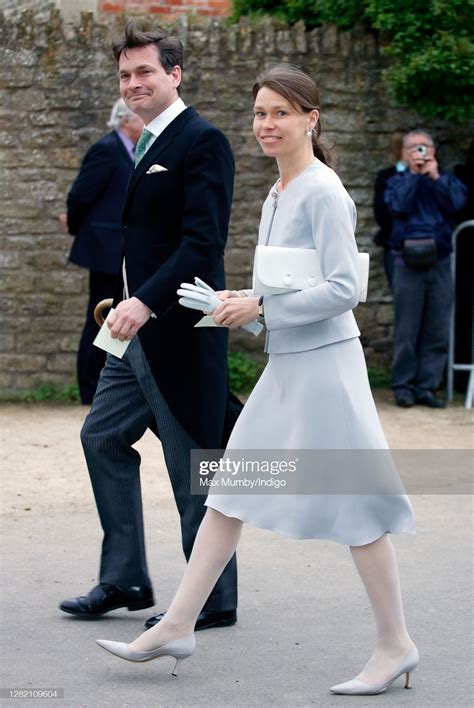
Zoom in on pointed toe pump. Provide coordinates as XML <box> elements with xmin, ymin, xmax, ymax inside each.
<box><xmin>96</xmin><ymin>634</ymin><xmax>196</xmax><ymax>676</ymax></box>
<box><xmin>330</xmin><ymin>646</ymin><xmax>419</xmax><ymax>696</ymax></box>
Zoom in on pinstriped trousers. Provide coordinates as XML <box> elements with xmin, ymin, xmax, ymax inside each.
<box><xmin>80</xmin><ymin>336</ymin><xmax>237</xmax><ymax>613</ymax></box>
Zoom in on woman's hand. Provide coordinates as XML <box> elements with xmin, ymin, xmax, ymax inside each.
<box><xmin>216</xmin><ymin>289</ymin><xmax>239</xmax><ymax>302</ymax></box>
<box><xmin>213</xmin><ymin>297</ymin><xmax>260</xmax><ymax>328</ymax></box>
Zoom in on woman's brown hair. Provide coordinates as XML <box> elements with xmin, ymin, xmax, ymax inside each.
<box><xmin>253</xmin><ymin>64</ymin><xmax>334</xmax><ymax>168</ymax></box>
<box><xmin>388</xmin><ymin>131</ymin><xmax>405</xmax><ymax>164</ymax></box>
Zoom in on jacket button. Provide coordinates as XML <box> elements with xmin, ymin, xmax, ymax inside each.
<box><xmin>284</xmin><ymin>274</ymin><xmax>293</xmax><ymax>286</ymax></box>
<box><xmin>123</xmin><ymin>223</ymin><xmax>128</xmax><ymax>229</ymax></box>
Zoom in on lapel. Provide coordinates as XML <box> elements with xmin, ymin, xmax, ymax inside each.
<box><xmin>124</xmin><ymin>107</ymin><xmax>198</xmax><ymax>207</ymax></box>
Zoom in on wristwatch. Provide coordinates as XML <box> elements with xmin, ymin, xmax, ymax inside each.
<box><xmin>257</xmin><ymin>295</ymin><xmax>265</xmax><ymax>322</ymax></box>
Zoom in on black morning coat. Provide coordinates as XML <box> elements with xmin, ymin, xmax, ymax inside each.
<box><xmin>113</xmin><ymin>107</ymin><xmax>237</xmax><ymax>449</ymax></box>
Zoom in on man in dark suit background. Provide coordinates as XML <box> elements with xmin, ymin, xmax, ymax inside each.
<box><xmin>59</xmin><ymin>99</ymin><xmax>143</xmax><ymax>404</ymax></box>
<box><xmin>59</xmin><ymin>22</ymin><xmax>238</xmax><ymax>631</ymax></box>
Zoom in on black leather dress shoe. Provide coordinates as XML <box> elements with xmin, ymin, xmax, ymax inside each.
<box><xmin>144</xmin><ymin>609</ymin><xmax>237</xmax><ymax>632</ymax></box>
<box><xmin>59</xmin><ymin>583</ymin><xmax>154</xmax><ymax>616</ymax></box>
<box><xmin>415</xmin><ymin>391</ymin><xmax>446</xmax><ymax>408</ymax></box>
<box><xmin>395</xmin><ymin>390</ymin><xmax>415</xmax><ymax>408</ymax></box>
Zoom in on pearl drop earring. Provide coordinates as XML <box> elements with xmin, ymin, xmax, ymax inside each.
<box><xmin>307</xmin><ymin>129</ymin><xmax>312</xmax><ymax>137</ymax></box>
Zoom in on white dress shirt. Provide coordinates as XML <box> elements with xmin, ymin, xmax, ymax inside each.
<box><xmin>141</xmin><ymin>97</ymin><xmax>187</xmax><ymax>154</ymax></box>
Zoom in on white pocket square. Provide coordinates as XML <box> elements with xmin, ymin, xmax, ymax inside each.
<box><xmin>146</xmin><ymin>164</ymin><xmax>168</xmax><ymax>174</ymax></box>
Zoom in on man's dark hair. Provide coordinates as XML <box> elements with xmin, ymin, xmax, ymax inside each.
<box><xmin>113</xmin><ymin>21</ymin><xmax>184</xmax><ymax>88</ymax></box>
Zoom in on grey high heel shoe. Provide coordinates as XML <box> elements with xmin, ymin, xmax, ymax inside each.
<box><xmin>330</xmin><ymin>646</ymin><xmax>419</xmax><ymax>695</ymax></box>
<box><xmin>96</xmin><ymin>634</ymin><xmax>196</xmax><ymax>676</ymax></box>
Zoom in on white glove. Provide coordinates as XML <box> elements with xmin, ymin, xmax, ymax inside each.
<box><xmin>177</xmin><ymin>278</ymin><xmax>263</xmax><ymax>336</ymax></box>
<box><xmin>177</xmin><ymin>282</ymin><xmax>221</xmax><ymax>313</ymax></box>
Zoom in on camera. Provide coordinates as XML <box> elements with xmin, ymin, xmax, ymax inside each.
<box><xmin>415</xmin><ymin>145</ymin><xmax>428</xmax><ymax>157</ymax></box>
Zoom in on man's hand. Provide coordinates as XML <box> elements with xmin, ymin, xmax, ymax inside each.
<box><xmin>107</xmin><ymin>297</ymin><xmax>152</xmax><ymax>341</ymax></box>
<box><xmin>407</xmin><ymin>146</ymin><xmax>439</xmax><ymax>179</ymax></box>
<box><xmin>213</xmin><ymin>297</ymin><xmax>260</xmax><ymax>329</ymax></box>
<box><xmin>418</xmin><ymin>156</ymin><xmax>440</xmax><ymax>180</ymax></box>
<box><xmin>58</xmin><ymin>213</ymin><xmax>68</xmax><ymax>232</ymax></box>
<box><xmin>407</xmin><ymin>149</ymin><xmax>427</xmax><ymax>174</ymax></box>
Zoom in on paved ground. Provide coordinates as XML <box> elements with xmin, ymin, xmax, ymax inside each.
<box><xmin>0</xmin><ymin>391</ymin><xmax>473</xmax><ymax>708</ymax></box>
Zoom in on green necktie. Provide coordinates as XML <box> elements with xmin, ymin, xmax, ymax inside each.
<box><xmin>134</xmin><ymin>128</ymin><xmax>154</xmax><ymax>167</ymax></box>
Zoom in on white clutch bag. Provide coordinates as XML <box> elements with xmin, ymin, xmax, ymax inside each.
<box><xmin>252</xmin><ymin>245</ymin><xmax>369</xmax><ymax>302</ymax></box>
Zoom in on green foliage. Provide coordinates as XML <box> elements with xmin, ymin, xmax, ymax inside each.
<box><xmin>319</xmin><ymin>0</ymin><xmax>368</xmax><ymax>29</ymax></box>
<box><xmin>228</xmin><ymin>353</ymin><xmax>388</xmax><ymax>393</ymax></box>
<box><xmin>0</xmin><ymin>381</ymin><xmax>81</xmax><ymax>403</ymax></box>
<box><xmin>0</xmin><ymin>362</ymin><xmax>389</xmax><ymax>406</ymax></box>
<box><xmin>231</xmin><ymin>0</ymin><xmax>474</xmax><ymax>123</ymax></box>
<box><xmin>228</xmin><ymin>351</ymin><xmax>264</xmax><ymax>394</ymax></box>
<box><xmin>367</xmin><ymin>366</ymin><xmax>391</xmax><ymax>389</ymax></box>
<box><xmin>231</xmin><ymin>0</ymin><xmax>368</xmax><ymax>28</ymax></box>
<box><xmin>231</xmin><ymin>0</ymin><xmax>289</xmax><ymax>24</ymax></box>
<box><xmin>367</xmin><ymin>0</ymin><xmax>474</xmax><ymax>123</ymax></box>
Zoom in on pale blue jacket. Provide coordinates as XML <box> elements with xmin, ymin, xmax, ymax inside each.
<box><xmin>248</xmin><ymin>158</ymin><xmax>361</xmax><ymax>354</ymax></box>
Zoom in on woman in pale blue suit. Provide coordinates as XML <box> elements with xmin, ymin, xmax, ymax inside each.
<box><xmin>97</xmin><ymin>65</ymin><xmax>419</xmax><ymax>696</ymax></box>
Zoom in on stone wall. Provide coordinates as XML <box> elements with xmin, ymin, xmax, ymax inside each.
<box><xmin>1</xmin><ymin>0</ymin><xmax>230</xmax><ymax>21</ymax></box>
<box><xmin>97</xmin><ymin>0</ymin><xmax>231</xmax><ymax>20</ymax></box>
<box><xmin>0</xmin><ymin>10</ymin><xmax>471</xmax><ymax>391</ymax></box>
<box><xmin>1</xmin><ymin>0</ymin><xmax>58</xmax><ymax>17</ymax></box>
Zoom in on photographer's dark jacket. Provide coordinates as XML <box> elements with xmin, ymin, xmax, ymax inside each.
<box><xmin>385</xmin><ymin>170</ymin><xmax>467</xmax><ymax>258</ymax></box>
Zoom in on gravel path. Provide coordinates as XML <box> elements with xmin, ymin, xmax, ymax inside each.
<box><xmin>0</xmin><ymin>392</ymin><xmax>472</xmax><ymax>708</ymax></box>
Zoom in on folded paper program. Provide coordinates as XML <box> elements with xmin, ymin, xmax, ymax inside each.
<box><xmin>93</xmin><ymin>308</ymin><xmax>131</xmax><ymax>359</ymax></box>
<box><xmin>177</xmin><ymin>278</ymin><xmax>263</xmax><ymax>336</ymax></box>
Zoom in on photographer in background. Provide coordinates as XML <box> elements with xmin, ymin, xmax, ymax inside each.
<box><xmin>385</xmin><ymin>130</ymin><xmax>467</xmax><ymax>408</ymax></box>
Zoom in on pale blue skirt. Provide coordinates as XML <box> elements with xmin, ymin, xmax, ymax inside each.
<box><xmin>206</xmin><ymin>337</ymin><xmax>415</xmax><ymax>546</ymax></box>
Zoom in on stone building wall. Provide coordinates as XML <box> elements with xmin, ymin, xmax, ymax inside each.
<box><xmin>97</xmin><ymin>0</ymin><xmax>231</xmax><ymax>20</ymax></box>
<box><xmin>1</xmin><ymin>0</ymin><xmax>230</xmax><ymax>21</ymax></box>
<box><xmin>1</xmin><ymin>0</ymin><xmax>58</xmax><ymax>16</ymax></box>
<box><xmin>0</xmin><ymin>9</ymin><xmax>471</xmax><ymax>391</ymax></box>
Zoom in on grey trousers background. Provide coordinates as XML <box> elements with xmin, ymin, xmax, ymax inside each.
<box><xmin>80</xmin><ymin>336</ymin><xmax>237</xmax><ymax>613</ymax></box>
<box><xmin>391</xmin><ymin>260</ymin><xmax>453</xmax><ymax>395</ymax></box>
